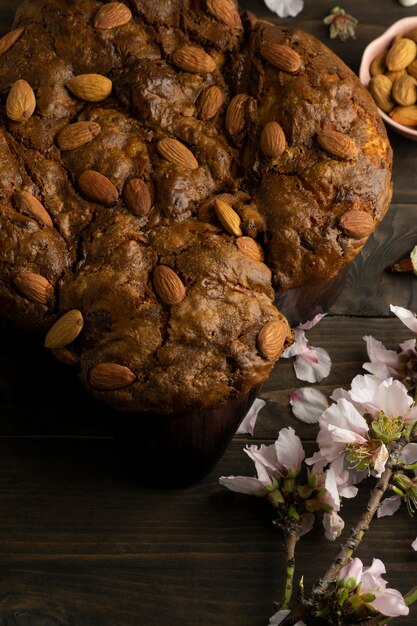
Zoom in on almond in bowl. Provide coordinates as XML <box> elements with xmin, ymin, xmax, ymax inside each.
<box><xmin>360</xmin><ymin>17</ymin><xmax>417</xmax><ymax>140</ymax></box>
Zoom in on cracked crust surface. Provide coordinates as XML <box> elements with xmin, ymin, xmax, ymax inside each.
<box><xmin>0</xmin><ymin>1</ymin><xmax>391</xmax><ymax>413</ymax></box>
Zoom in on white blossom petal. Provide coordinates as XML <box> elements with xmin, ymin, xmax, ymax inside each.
<box><xmin>219</xmin><ymin>475</ymin><xmax>266</xmax><ymax>495</ymax></box>
<box><xmin>298</xmin><ymin>313</ymin><xmax>327</xmax><ymax>330</ymax></box>
<box><xmin>373</xmin><ymin>444</ymin><xmax>389</xmax><ymax>477</ymax></box>
<box><xmin>275</xmin><ymin>427</ymin><xmax>305</xmax><ymax>474</ymax></box>
<box><xmin>236</xmin><ymin>398</ymin><xmax>266</xmax><ymax>435</ymax></box>
<box><xmin>282</xmin><ymin>329</ymin><xmax>308</xmax><ymax>358</ymax></box>
<box><xmin>338</xmin><ymin>557</ymin><xmax>363</xmax><ymax>584</ymax></box>
<box><xmin>412</xmin><ymin>536</ymin><xmax>417</xmax><ymax>551</ymax></box>
<box><xmin>390</xmin><ymin>304</ymin><xmax>417</xmax><ymax>334</ymax></box>
<box><xmin>377</xmin><ymin>495</ymin><xmax>402</xmax><ymax>518</ymax></box>
<box><xmin>264</xmin><ymin>0</ymin><xmax>304</xmax><ymax>18</ymax></box>
<box><xmin>370</xmin><ymin>589</ymin><xmax>409</xmax><ymax>617</ymax></box>
<box><xmin>323</xmin><ymin>511</ymin><xmax>345</xmax><ymax>541</ymax></box>
<box><xmin>399</xmin><ymin>338</ymin><xmax>416</xmax><ymax>352</ymax></box>
<box><xmin>293</xmin><ymin>346</ymin><xmax>332</xmax><ymax>383</ymax></box>
<box><xmin>269</xmin><ymin>608</ymin><xmax>306</xmax><ymax>626</ymax></box>
<box><xmin>323</xmin><ymin>466</ymin><xmax>341</xmax><ymax>510</ymax></box>
<box><xmin>400</xmin><ymin>443</ymin><xmax>417</xmax><ymax>465</ymax></box>
<box><xmin>364</xmin><ymin>335</ymin><xmax>401</xmax><ymax>369</ymax></box>
<box><xmin>363</xmin><ymin>361</ymin><xmax>392</xmax><ymax>380</ymax></box>
<box><xmin>289</xmin><ymin>387</ymin><xmax>329</xmax><ymax>423</ymax></box>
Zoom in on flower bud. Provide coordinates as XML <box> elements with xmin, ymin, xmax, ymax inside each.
<box><xmin>393</xmin><ymin>473</ymin><xmax>414</xmax><ymax>492</ymax></box>
<box><xmin>267</xmin><ymin>488</ymin><xmax>285</xmax><ymax>508</ymax></box>
<box><xmin>282</xmin><ymin>477</ymin><xmax>296</xmax><ymax>495</ymax></box>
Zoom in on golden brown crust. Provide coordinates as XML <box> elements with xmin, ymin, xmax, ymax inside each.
<box><xmin>0</xmin><ymin>1</ymin><xmax>391</xmax><ymax>412</ymax></box>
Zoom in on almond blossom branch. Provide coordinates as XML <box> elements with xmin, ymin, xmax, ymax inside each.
<box><xmin>282</xmin><ymin>522</ymin><xmax>298</xmax><ymax>609</ymax></box>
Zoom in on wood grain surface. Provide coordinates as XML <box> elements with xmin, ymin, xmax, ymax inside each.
<box><xmin>1</xmin><ymin>1</ymin><xmax>417</xmax><ymax>625</ymax></box>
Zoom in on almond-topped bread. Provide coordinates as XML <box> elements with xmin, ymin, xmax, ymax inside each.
<box><xmin>0</xmin><ymin>1</ymin><xmax>391</xmax><ymax>413</ymax></box>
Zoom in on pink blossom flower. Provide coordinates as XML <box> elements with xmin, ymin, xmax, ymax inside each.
<box><xmin>338</xmin><ymin>558</ymin><xmax>409</xmax><ymax>618</ymax></box>
<box><xmin>306</xmin><ymin>397</ymin><xmax>389</xmax><ymax>477</ymax></box>
<box><xmin>283</xmin><ymin>315</ymin><xmax>331</xmax><ymax>383</ymax></box>
<box><xmin>412</xmin><ymin>537</ymin><xmax>417</xmax><ymax>551</ymax></box>
<box><xmin>390</xmin><ymin>304</ymin><xmax>417</xmax><ymax>334</ymax></box>
<box><xmin>219</xmin><ymin>427</ymin><xmax>305</xmax><ymax>495</ymax></box>
<box><xmin>236</xmin><ymin>398</ymin><xmax>266</xmax><ymax>435</ymax></box>
<box><xmin>264</xmin><ymin>0</ymin><xmax>304</xmax><ymax>18</ymax></box>
<box><xmin>289</xmin><ymin>387</ymin><xmax>329</xmax><ymax>424</ymax></box>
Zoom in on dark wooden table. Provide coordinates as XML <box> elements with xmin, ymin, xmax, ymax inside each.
<box><xmin>1</xmin><ymin>1</ymin><xmax>417</xmax><ymax>625</ymax></box>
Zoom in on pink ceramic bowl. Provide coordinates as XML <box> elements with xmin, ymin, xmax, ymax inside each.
<box><xmin>359</xmin><ymin>16</ymin><xmax>417</xmax><ymax>141</ymax></box>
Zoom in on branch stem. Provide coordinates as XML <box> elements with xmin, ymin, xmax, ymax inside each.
<box><xmin>282</xmin><ymin>530</ymin><xmax>297</xmax><ymax>609</ymax></box>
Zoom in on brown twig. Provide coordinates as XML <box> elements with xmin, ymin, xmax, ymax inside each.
<box><xmin>281</xmin><ymin>437</ymin><xmax>409</xmax><ymax>625</ymax></box>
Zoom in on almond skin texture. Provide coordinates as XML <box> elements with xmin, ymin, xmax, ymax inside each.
<box><xmin>90</xmin><ymin>363</ymin><xmax>136</xmax><ymax>390</ymax></box>
<box><xmin>225</xmin><ymin>94</ymin><xmax>250</xmax><ymax>135</ymax></box>
<box><xmin>199</xmin><ymin>86</ymin><xmax>225</xmax><ymax>120</ymax></box>
<box><xmin>392</xmin><ymin>75</ymin><xmax>417</xmax><ymax>106</ymax></box>
<box><xmin>198</xmin><ymin>193</ymin><xmax>236</xmax><ymax>222</ymax></box>
<box><xmin>6</xmin><ymin>79</ymin><xmax>36</xmax><ymax>122</ymax></box>
<box><xmin>257</xmin><ymin>319</ymin><xmax>290</xmax><ymax>361</ymax></box>
<box><xmin>386</xmin><ymin>38</ymin><xmax>417</xmax><ymax>71</ymax></box>
<box><xmin>215</xmin><ymin>198</ymin><xmax>242</xmax><ymax>236</ymax></box>
<box><xmin>14</xmin><ymin>272</ymin><xmax>54</xmax><ymax>305</ymax></box>
<box><xmin>93</xmin><ymin>2</ymin><xmax>132</xmax><ymax>29</ymax></box>
<box><xmin>123</xmin><ymin>179</ymin><xmax>152</xmax><ymax>216</ymax></box>
<box><xmin>260</xmin><ymin>121</ymin><xmax>286</xmax><ymax>158</ymax></box>
<box><xmin>44</xmin><ymin>310</ymin><xmax>84</xmax><ymax>350</ymax></box>
<box><xmin>157</xmin><ymin>138</ymin><xmax>199</xmax><ymax>170</ymax></box>
<box><xmin>0</xmin><ymin>28</ymin><xmax>24</xmax><ymax>56</ymax></box>
<box><xmin>14</xmin><ymin>191</ymin><xmax>53</xmax><ymax>228</ymax></box>
<box><xmin>259</xmin><ymin>42</ymin><xmax>301</xmax><ymax>73</ymax></box>
<box><xmin>339</xmin><ymin>211</ymin><xmax>375</xmax><ymax>239</ymax></box>
<box><xmin>370</xmin><ymin>50</ymin><xmax>387</xmax><ymax>77</ymax></box>
<box><xmin>57</xmin><ymin>121</ymin><xmax>101</xmax><ymax>151</ymax></box>
<box><xmin>236</xmin><ymin>237</ymin><xmax>265</xmax><ymax>263</ymax></box>
<box><xmin>172</xmin><ymin>46</ymin><xmax>216</xmax><ymax>74</ymax></box>
<box><xmin>206</xmin><ymin>0</ymin><xmax>242</xmax><ymax>28</ymax></box>
<box><xmin>317</xmin><ymin>130</ymin><xmax>357</xmax><ymax>160</ymax></box>
<box><xmin>407</xmin><ymin>59</ymin><xmax>417</xmax><ymax>80</ymax></box>
<box><xmin>66</xmin><ymin>74</ymin><xmax>113</xmax><ymax>102</ymax></box>
<box><xmin>78</xmin><ymin>171</ymin><xmax>119</xmax><ymax>205</ymax></box>
<box><xmin>153</xmin><ymin>266</ymin><xmax>186</xmax><ymax>306</ymax></box>
<box><xmin>390</xmin><ymin>104</ymin><xmax>417</xmax><ymax>126</ymax></box>
<box><xmin>368</xmin><ymin>75</ymin><xmax>395</xmax><ymax>113</ymax></box>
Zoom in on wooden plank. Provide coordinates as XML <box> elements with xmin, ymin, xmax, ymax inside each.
<box><xmin>0</xmin><ymin>437</ymin><xmax>414</xmax><ymax>626</ymax></box>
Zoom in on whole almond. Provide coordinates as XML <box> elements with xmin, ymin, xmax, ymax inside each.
<box><xmin>93</xmin><ymin>2</ymin><xmax>132</xmax><ymax>29</ymax></box>
<box><xmin>214</xmin><ymin>198</ymin><xmax>242</xmax><ymax>237</ymax></box>
<box><xmin>317</xmin><ymin>130</ymin><xmax>357</xmax><ymax>160</ymax></box>
<box><xmin>260</xmin><ymin>121</ymin><xmax>286</xmax><ymax>158</ymax></box>
<box><xmin>123</xmin><ymin>179</ymin><xmax>152</xmax><ymax>216</ymax></box>
<box><xmin>392</xmin><ymin>75</ymin><xmax>417</xmax><ymax>106</ymax></box>
<box><xmin>153</xmin><ymin>266</ymin><xmax>186</xmax><ymax>305</ymax></box>
<box><xmin>407</xmin><ymin>59</ymin><xmax>417</xmax><ymax>80</ymax></box>
<box><xmin>14</xmin><ymin>272</ymin><xmax>54</xmax><ymax>305</ymax></box>
<box><xmin>14</xmin><ymin>191</ymin><xmax>53</xmax><ymax>228</ymax></box>
<box><xmin>6</xmin><ymin>79</ymin><xmax>36</xmax><ymax>122</ymax></box>
<box><xmin>198</xmin><ymin>193</ymin><xmax>236</xmax><ymax>222</ymax></box>
<box><xmin>257</xmin><ymin>319</ymin><xmax>290</xmax><ymax>361</ymax></box>
<box><xmin>0</xmin><ymin>28</ymin><xmax>24</xmax><ymax>56</ymax></box>
<box><xmin>390</xmin><ymin>104</ymin><xmax>417</xmax><ymax>126</ymax></box>
<box><xmin>172</xmin><ymin>46</ymin><xmax>216</xmax><ymax>74</ymax></box>
<box><xmin>206</xmin><ymin>0</ymin><xmax>242</xmax><ymax>28</ymax></box>
<box><xmin>225</xmin><ymin>94</ymin><xmax>250</xmax><ymax>135</ymax></box>
<box><xmin>236</xmin><ymin>237</ymin><xmax>264</xmax><ymax>263</ymax></box>
<box><xmin>199</xmin><ymin>86</ymin><xmax>225</xmax><ymax>120</ymax></box>
<box><xmin>57</xmin><ymin>121</ymin><xmax>101</xmax><ymax>151</ymax></box>
<box><xmin>259</xmin><ymin>42</ymin><xmax>301</xmax><ymax>73</ymax></box>
<box><xmin>44</xmin><ymin>310</ymin><xmax>84</xmax><ymax>350</ymax></box>
<box><xmin>368</xmin><ymin>75</ymin><xmax>394</xmax><ymax>113</ymax></box>
<box><xmin>66</xmin><ymin>74</ymin><xmax>112</xmax><ymax>102</ymax></box>
<box><xmin>339</xmin><ymin>210</ymin><xmax>375</xmax><ymax>239</ymax></box>
<box><xmin>52</xmin><ymin>348</ymin><xmax>79</xmax><ymax>367</ymax></box>
<box><xmin>386</xmin><ymin>38</ymin><xmax>417</xmax><ymax>71</ymax></box>
<box><xmin>157</xmin><ymin>138</ymin><xmax>199</xmax><ymax>170</ymax></box>
<box><xmin>370</xmin><ymin>50</ymin><xmax>387</xmax><ymax>77</ymax></box>
<box><xmin>90</xmin><ymin>363</ymin><xmax>136</xmax><ymax>390</ymax></box>
<box><xmin>78</xmin><ymin>170</ymin><xmax>119</xmax><ymax>205</ymax></box>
